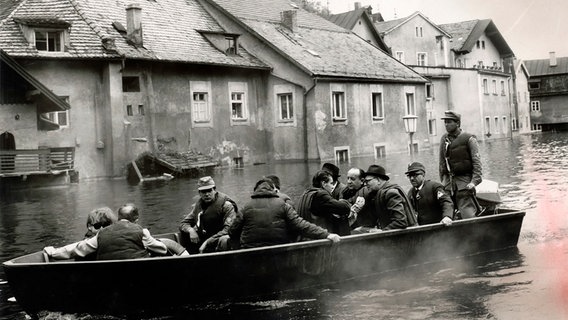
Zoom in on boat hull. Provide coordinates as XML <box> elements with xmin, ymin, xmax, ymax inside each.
<box><xmin>3</xmin><ymin>210</ymin><xmax>525</xmax><ymax>317</ymax></box>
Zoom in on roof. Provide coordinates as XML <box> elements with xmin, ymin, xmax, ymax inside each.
<box><xmin>374</xmin><ymin>11</ymin><xmax>451</xmax><ymax>38</ymax></box>
<box><xmin>204</xmin><ymin>0</ymin><xmax>425</xmax><ymax>82</ymax></box>
<box><xmin>327</xmin><ymin>6</ymin><xmax>390</xmax><ymax>53</ymax></box>
<box><xmin>0</xmin><ymin>0</ymin><xmax>269</xmax><ymax>69</ymax></box>
<box><xmin>440</xmin><ymin>19</ymin><xmax>514</xmax><ymax>57</ymax></box>
<box><xmin>525</xmin><ymin>56</ymin><xmax>568</xmax><ymax>76</ymax></box>
<box><xmin>0</xmin><ymin>49</ymin><xmax>70</xmax><ymax>113</ymax></box>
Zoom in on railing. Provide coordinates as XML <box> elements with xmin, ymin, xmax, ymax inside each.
<box><xmin>0</xmin><ymin>147</ymin><xmax>74</xmax><ymax>176</ymax></box>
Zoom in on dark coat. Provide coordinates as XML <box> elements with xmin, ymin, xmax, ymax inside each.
<box><xmin>297</xmin><ymin>187</ymin><xmax>351</xmax><ymax>236</ymax></box>
<box><xmin>97</xmin><ymin>221</ymin><xmax>147</xmax><ymax>260</ymax></box>
<box><xmin>407</xmin><ymin>180</ymin><xmax>454</xmax><ymax>225</ymax></box>
<box><xmin>370</xmin><ymin>182</ymin><xmax>417</xmax><ymax>230</ymax></box>
<box><xmin>229</xmin><ymin>182</ymin><xmax>329</xmax><ymax>248</ymax></box>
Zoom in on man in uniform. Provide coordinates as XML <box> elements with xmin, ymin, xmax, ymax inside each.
<box><xmin>405</xmin><ymin>162</ymin><xmax>454</xmax><ymax>226</ymax></box>
<box><xmin>439</xmin><ymin>110</ymin><xmax>483</xmax><ymax>219</ymax></box>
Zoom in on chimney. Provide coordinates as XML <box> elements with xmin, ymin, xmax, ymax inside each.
<box><xmin>126</xmin><ymin>4</ymin><xmax>143</xmax><ymax>46</ymax></box>
<box><xmin>549</xmin><ymin>51</ymin><xmax>557</xmax><ymax>67</ymax></box>
<box><xmin>354</xmin><ymin>2</ymin><xmax>361</xmax><ymax>10</ymax></box>
<box><xmin>281</xmin><ymin>10</ymin><xmax>297</xmax><ymax>33</ymax></box>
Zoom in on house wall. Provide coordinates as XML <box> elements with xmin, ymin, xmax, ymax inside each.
<box><xmin>461</xmin><ymin>34</ymin><xmax>502</xmax><ymax>68</ymax></box>
<box><xmin>515</xmin><ymin>67</ymin><xmax>531</xmax><ymax>134</ymax></box>
<box><xmin>352</xmin><ymin>18</ymin><xmax>380</xmax><ymax>47</ymax></box>
<box><xmin>529</xmin><ymin>74</ymin><xmax>568</xmax><ymax>127</ymax></box>
<box><xmin>17</xmin><ymin>59</ymin><xmax>116</xmax><ymax>179</ymax></box>
<box><xmin>0</xmin><ymin>103</ymin><xmax>37</xmax><ymax>149</ymax></box>
<box><xmin>479</xmin><ymin>72</ymin><xmax>512</xmax><ymax>139</ymax></box>
<box><xmin>384</xmin><ymin>15</ymin><xmax>449</xmax><ymax>67</ymax></box>
<box><xmin>306</xmin><ymin>81</ymin><xmax>426</xmax><ymax>161</ymax></box>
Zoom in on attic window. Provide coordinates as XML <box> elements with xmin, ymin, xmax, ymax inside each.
<box><xmin>225</xmin><ymin>36</ymin><xmax>238</xmax><ymax>55</ymax></box>
<box><xmin>35</xmin><ymin>30</ymin><xmax>64</xmax><ymax>52</ymax></box>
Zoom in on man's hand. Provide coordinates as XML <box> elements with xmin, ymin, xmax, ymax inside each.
<box><xmin>466</xmin><ymin>182</ymin><xmax>476</xmax><ymax>190</ymax></box>
<box><xmin>198</xmin><ymin>238</ymin><xmax>209</xmax><ymax>253</ymax></box>
<box><xmin>441</xmin><ymin>216</ymin><xmax>453</xmax><ymax>226</ymax></box>
<box><xmin>43</xmin><ymin>246</ymin><xmax>55</xmax><ymax>256</ymax></box>
<box><xmin>188</xmin><ymin>227</ymin><xmax>200</xmax><ymax>244</ymax></box>
<box><xmin>326</xmin><ymin>233</ymin><xmax>341</xmax><ymax>243</ymax></box>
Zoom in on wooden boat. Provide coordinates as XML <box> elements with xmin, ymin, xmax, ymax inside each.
<box><xmin>3</xmin><ymin>209</ymin><xmax>525</xmax><ymax>318</ymax></box>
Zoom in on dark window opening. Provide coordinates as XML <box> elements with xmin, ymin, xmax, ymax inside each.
<box><xmin>122</xmin><ymin>76</ymin><xmax>140</xmax><ymax>92</ymax></box>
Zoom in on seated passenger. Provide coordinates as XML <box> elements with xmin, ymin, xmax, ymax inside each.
<box><xmin>353</xmin><ymin>165</ymin><xmax>417</xmax><ymax>233</ymax></box>
<box><xmin>44</xmin><ymin>203</ymin><xmax>168</xmax><ymax>260</ymax></box>
<box><xmin>405</xmin><ymin>162</ymin><xmax>454</xmax><ymax>226</ymax></box>
<box><xmin>297</xmin><ymin>170</ymin><xmax>351</xmax><ymax>236</ymax></box>
<box><xmin>227</xmin><ymin>178</ymin><xmax>340</xmax><ymax>249</ymax></box>
<box><xmin>84</xmin><ymin>206</ymin><xmax>117</xmax><ymax>239</ymax></box>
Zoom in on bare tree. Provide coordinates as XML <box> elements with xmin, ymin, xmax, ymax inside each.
<box><xmin>299</xmin><ymin>0</ymin><xmax>331</xmax><ymax>17</ymax></box>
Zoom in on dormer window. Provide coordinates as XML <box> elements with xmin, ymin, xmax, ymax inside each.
<box><xmin>35</xmin><ymin>30</ymin><xmax>64</xmax><ymax>52</ymax></box>
<box><xmin>199</xmin><ymin>31</ymin><xmax>240</xmax><ymax>56</ymax></box>
<box><xmin>225</xmin><ymin>36</ymin><xmax>237</xmax><ymax>55</ymax></box>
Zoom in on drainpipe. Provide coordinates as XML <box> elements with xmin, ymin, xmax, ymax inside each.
<box><xmin>304</xmin><ymin>78</ymin><xmax>317</xmax><ymax>160</ymax></box>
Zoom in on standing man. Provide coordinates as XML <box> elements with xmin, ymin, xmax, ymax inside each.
<box><xmin>439</xmin><ymin>110</ymin><xmax>482</xmax><ymax>219</ymax></box>
<box><xmin>405</xmin><ymin>162</ymin><xmax>454</xmax><ymax>226</ymax></box>
<box><xmin>355</xmin><ymin>165</ymin><xmax>416</xmax><ymax>233</ymax></box>
<box><xmin>179</xmin><ymin>176</ymin><xmax>238</xmax><ymax>253</ymax></box>
<box><xmin>321</xmin><ymin>162</ymin><xmax>347</xmax><ymax>200</ymax></box>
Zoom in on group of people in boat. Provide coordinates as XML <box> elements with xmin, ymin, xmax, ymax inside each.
<box><xmin>44</xmin><ymin>110</ymin><xmax>483</xmax><ymax>260</ymax></box>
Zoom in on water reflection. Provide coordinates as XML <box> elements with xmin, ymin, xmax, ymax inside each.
<box><xmin>1</xmin><ymin>132</ymin><xmax>568</xmax><ymax>319</ymax></box>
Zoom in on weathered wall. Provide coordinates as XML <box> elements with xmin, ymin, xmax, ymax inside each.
<box><xmin>531</xmin><ymin>94</ymin><xmax>568</xmax><ymax>125</ymax></box>
<box><xmin>0</xmin><ymin>103</ymin><xmax>37</xmax><ymax>149</ymax></box>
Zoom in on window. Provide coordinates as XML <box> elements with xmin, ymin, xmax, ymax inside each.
<box><xmin>138</xmin><ymin>104</ymin><xmax>145</xmax><ymax>116</ymax></box>
<box><xmin>482</xmin><ymin>79</ymin><xmax>488</xmax><ymax>94</ymax></box>
<box><xmin>531</xmin><ymin>101</ymin><xmax>540</xmax><ymax>111</ymax></box>
<box><xmin>395</xmin><ymin>51</ymin><xmax>405</xmax><ymax>63</ymax></box>
<box><xmin>417</xmin><ymin>53</ymin><xmax>427</xmax><ymax>66</ymax></box>
<box><xmin>485</xmin><ymin>117</ymin><xmax>491</xmax><ymax>134</ymax></box>
<box><xmin>494</xmin><ymin>117</ymin><xmax>500</xmax><ymax>134</ymax></box>
<box><xmin>126</xmin><ymin>105</ymin><xmax>133</xmax><ymax>116</ymax></box>
<box><xmin>45</xmin><ymin>110</ymin><xmax>69</xmax><ymax>128</ymax></box>
<box><xmin>492</xmin><ymin>80</ymin><xmax>497</xmax><ymax>95</ymax></box>
<box><xmin>405</xmin><ymin>93</ymin><xmax>415</xmax><ymax>115</ymax></box>
<box><xmin>122</xmin><ymin>76</ymin><xmax>140</xmax><ymax>92</ymax></box>
<box><xmin>478</xmin><ymin>61</ymin><xmax>484</xmax><ymax>68</ymax></box>
<box><xmin>193</xmin><ymin>92</ymin><xmax>209</xmax><ymax>121</ymax></box>
<box><xmin>456</xmin><ymin>58</ymin><xmax>463</xmax><ymax>68</ymax></box>
<box><xmin>372</xmin><ymin>92</ymin><xmax>384</xmax><ymax>120</ymax></box>
<box><xmin>428</xmin><ymin>119</ymin><xmax>437</xmax><ymax>136</ymax></box>
<box><xmin>374</xmin><ymin>144</ymin><xmax>386</xmax><ymax>159</ymax></box>
<box><xmin>415</xmin><ymin>26</ymin><xmax>423</xmax><ymax>37</ymax></box>
<box><xmin>482</xmin><ymin>40</ymin><xmax>485</xmax><ymax>49</ymax></box>
<box><xmin>277</xmin><ymin>93</ymin><xmax>294</xmax><ymax>122</ymax></box>
<box><xmin>332</xmin><ymin>91</ymin><xmax>346</xmax><ymax>120</ymax></box>
<box><xmin>502</xmin><ymin>116</ymin><xmax>507</xmax><ymax>133</ymax></box>
<box><xmin>532</xmin><ymin>123</ymin><xmax>542</xmax><ymax>131</ymax></box>
<box><xmin>476</xmin><ymin>40</ymin><xmax>480</xmax><ymax>49</ymax></box>
<box><xmin>529</xmin><ymin>82</ymin><xmax>540</xmax><ymax>90</ymax></box>
<box><xmin>425</xmin><ymin>83</ymin><xmax>434</xmax><ymax>99</ymax></box>
<box><xmin>229</xmin><ymin>82</ymin><xmax>248</xmax><ymax>124</ymax></box>
<box><xmin>334</xmin><ymin>147</ymin><xmax>350</xmax><ymax>163</ymax></box>
<box><xmin>500</xmin><ymin>81</ymin><xmax>506</xmax><ymax>95</ymax></box>
<box><xmin>225</xmin><ymin>36</ymin><xmax>238</xmax><ymax>55</ymax></box>
<box><xmin>35</xmin><ymin>30</ymin><xmax>63</xmax><ymax>52</ymax></box>
<box><xmin>190</xmin><ymin>81</ymin><xmax>212</xmax><ymax>126</ymax></box>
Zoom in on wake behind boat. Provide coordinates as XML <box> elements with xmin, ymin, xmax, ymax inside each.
<box><xmin>3</xmin><ymin>209</ymin><xmax>525</xmax><ymax>318</ymax></box>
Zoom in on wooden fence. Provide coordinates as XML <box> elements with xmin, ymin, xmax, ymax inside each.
<box><xmin>0</xmin><ymin>147</ymin><xmax>74</xmax><ymax>176</ymax></box>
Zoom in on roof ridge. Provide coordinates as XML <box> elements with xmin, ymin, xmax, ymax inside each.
<box><xmin>0</xmin><ymin>0</ymin><xmax>28</xmax><ymax>28</ymax></box>
<box><xmin>242</xmin><ymin>16</ymin><xmax>350</xmax><ymax>34</ymax></box>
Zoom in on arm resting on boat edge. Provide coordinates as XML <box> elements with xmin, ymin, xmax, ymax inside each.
<box><xmin>143</xmin><ymin>229</ymin><xmax>168</xmax><ymax>256</ymax></box>
<box><xmin>44</xmin><ymin>237</ymin><xmax>98</xmax><ymax>260</ymax></box>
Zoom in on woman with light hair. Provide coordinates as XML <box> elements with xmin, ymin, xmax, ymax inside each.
<box><xmin>84</xmin><ymin>207</ymin><xmax>117</xmax><ymax>239</ymax></box>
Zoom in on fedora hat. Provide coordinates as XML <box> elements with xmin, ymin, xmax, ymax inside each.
<box><xmin>322</xmin><ymin>162</ymin><xmax>341</xmax><ymax>179</ymax></box>
<box><xmin>405</xmin><ymin>162</ymin><xmax>426</xmax><ymax>175</ymax></box>
<box><xmin>441</xmin><ymin>110</ymin><xmax>461</xmax><ymax>121</ymax></box>
<box><xmin>365</xmin><ymin>165</ymin><xmax>389</xmax><ymax>181</ymax></box>
<box><xmin>197</xmin><ymin>176</ymin><xmax>215</xmax><ymax>191</ymax></box>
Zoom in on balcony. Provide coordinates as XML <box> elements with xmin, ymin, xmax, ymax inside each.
<box><xmin>0</xmin><ymin>147</ymin><xmax>74</xmax><ymax>177</ymax></box>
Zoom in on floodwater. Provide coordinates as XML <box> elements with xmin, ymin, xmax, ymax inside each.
<box><xmin>1</xmin><ymin>132</ymin><xmax>567</xmax><ymax>320</ymax></box>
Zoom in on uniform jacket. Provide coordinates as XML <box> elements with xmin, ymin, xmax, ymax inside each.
<box><xmin>439</xmin><ymin>129</ymin><xmax>482</xmax><ymax>191</ymax></box>
<box><xmin>180</xmin><ymin>192</ymin><xmax>237</xmax><ymax>241</ymax></box>
<box><xmin>407</xmin><ymin>180</ymin><xmax>454</xmax><ymax>225</ymax></box>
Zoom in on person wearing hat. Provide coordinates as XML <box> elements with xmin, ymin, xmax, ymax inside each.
<box><xmin>439</xmin><ymin>110</ymin><xmax>483</xmax><ymax>219</ymax></box>
<box><xmin>296</xmin><ymin>170</ymin><xmax>352</xmax><ymax>236</ymax></box>
<box><xmin>321</xmin><ymin>162</ymin><xmax>347</xmax><ymax>200</ymax></box>
<box><xmin>227</xmin><ymin>178</ymin><xmax>340</xmax><ymax>248</ymax></box>
<box><xmin>179</xmin><ymin>176</ymin><xmax>238</xmax><ymax>253</ymax></box>
<box><xmin>405</xmin><ymin>162</ymin><xmax>454</xmax><ymax>226</ymax></box>
<box><xmin>353</xmin><ymin>165</ymin><xmax>417</xmax><ymax>233</ymax></box>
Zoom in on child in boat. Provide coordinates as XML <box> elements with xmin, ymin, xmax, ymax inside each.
<box><xmin>44</xmin><ymin>203</ymin><xmax>170</xmax><ymax>260</ymax></box>
<box><xmin>84</xmin><ymin>206</ymin><xmax>117</xmax><ymax>239</ymax></box>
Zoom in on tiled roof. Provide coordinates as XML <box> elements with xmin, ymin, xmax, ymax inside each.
<box><xmin>374</xmin><ymin>16</ymin><xmax>406</xmax><ymax>34</ymax></box>
<box><xmin>328</xmin><ymin>7</ymin><xmax>368</xmax><ymax>30</ymax></box>
<box><xmin>525</xmin><ymin>57</ymin><xmax>568</xmax><ymax>76</ymax></box>
<box><xmin>206</xmin><ymin>0</ymin><xmax>425</xmax><ymax>82</ymax></box>
<box><xmin>439</xmin><ymin>20</ymin><xmax>478</xmax><ymax>51</ymax></box>
<box><xmin>0</xmin><ymin>0</ymin><xmax>268</xmax><ymax>69</ymax></box>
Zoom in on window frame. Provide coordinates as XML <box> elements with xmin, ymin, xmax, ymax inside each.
<box><xmin>492</xmin><ymin>80</ymin><xmax>497</xmax><ymax>95</ymax></box>
<box><xmin>330</xmin><ymin>83</ymin><xmax>347</xmax><ymax>124</ymax></box>
<box><xmin>334</xmin><ymin>146</ymin><xmax>350</xmax><ymax>163</ymax></box>
<box><xmin>395</xmin><ymin>51</ymin><xmax>405</xmax><ymax>63</ymax></box>
<box><xmin>190</xmin><ymin>81</ymin><xmax>213</xmax><ymax>127</ymax></box>
<box><xmin>229</xmin><ymin>82</ymin><xmax>250</xmax><ymax>126</ymax></box>
<box><xmin>404</xmin><ymin>87</ymin><xmax>416</xmax><ymax>116</ymax></box>
<box><xmin>482</xmin><ymin>79</ymin><xmax>488</xmax><ymax>94</ymax></box>
<box><xmin>428</xmin><ymin>118</ymin><xmax>437</xmax><ymax>136</ymax></box>
<box><xmin>501</xmin><ymin>80</ymin><xmax>506</xmax><ymax>95</ymax></box>
<box><xmin>373</xmin><ymin>143</ymin><xmax>386</xmax><ymax>159</ymax></box>
<box><xmin>34</xmin><ymin>28</ymin><xmax>65</xmax><ymax>52</ymax></box>
<box><xmin>371</xmin><ymin>91</ymin><xmax>384</xmax><ymax>121</ymax></box>
<box><xmin>417</xmin><ymin>52</ymin><xmax>427</xmax><ymax>66</ymax></box>
<box><xmin>531</xmin><ymin>101</ymin><xmax>541</xmax><ymax>111</ymax></box>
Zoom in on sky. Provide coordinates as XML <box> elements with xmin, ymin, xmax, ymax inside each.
<box><xmin>328</xmin><ymin>0</ymin><xmax>568</xmax><ymax>61</ymax></box>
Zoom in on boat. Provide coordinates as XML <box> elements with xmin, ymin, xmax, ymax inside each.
<box><xmin>3</xmin><ymin>209</ymin><xmax>525</xmax><ymax>318</ymax></box>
